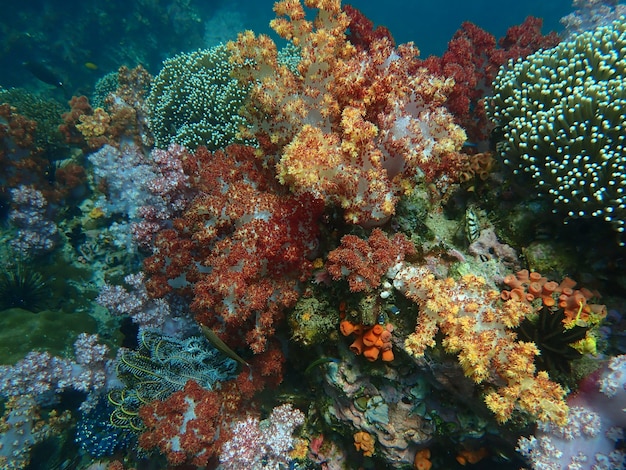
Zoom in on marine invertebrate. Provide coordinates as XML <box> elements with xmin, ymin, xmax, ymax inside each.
<box><xmin>96</xmin><ymin>272</ymin><xmax>172</xmax><ymax>333</ymax></box>
<box><xmin>143</xmin><ymin>144</ymin><xmax>324</xmax><ymax>354</ymax></box>
<box><xmin>413</xmin><ymin>448</ymin><xmax>432</xmax><ymax>470</ymax></box>
<box><xmin>147</xmin><ymin>44</ymin><xmax>252</xmax><ymax>150</ymax></box>
<box><xmin>501</xmin><ymin>269</ymin><xmax>607</xmax><ymax>329</ymax></box>
<box><xmin>326</xmin><ymin>228</ymin><xmax>415</xmax><ymax>292</ymax></box>
<box><xmin>340</xmin><ymin>320</ymin><xmax>395</xmax><ymax>362</ymax></box>
<box><xmin>0</xmin><ymin>263</ymin><xmax>48</xmax><ymax>312</ymax></box>
<box><xmin>109</xmin><ymin>330</ymin><xmax>237</xmax><ymax>430</ymax></box>
<box><xmin>0</xmin><ymin>333</ymin><xmax>114</xmax><ymax>412</ymax></box>
<box><xmin>420</xmin><ymin>18</ymin><xmax>559</xmax><ymax>143</ymax></box>
<box><xmin>487</xmin><ymin>17</ymin><xmax>626</xmax><ymax>242</ymax></box>
<box><xmin>353</xmin><ymin>430</ymin><xmax>375</xmax><ymax>457</ymax></box>
<box><xmin>0</xmin><ymin>394</ymin><xmax>71</xmax><ymax>470</ymax></box>
<box><xmin>517</xmin><ymin>355</ymin><xmax>626</xmax><ymax>469</ymax></box>
<box><xmin>0</xmin><ymin>87</ymin><xmax>66</xmax><ymax>159</ymax></box>
<box><xmin>393</xmin><ymin>264</ymin><xmax>568</xmax><ymax>424</ymax></box>
<box><xmin>219</xmin><ymin>403</ymin><xmax>305</xmax><ymax>469</ymax></box>
<box><xmin>75</xmin><ymin>396</ymin><xmax>135</xmax><ymax>458</ymax></box>
<box><xmin>516</xmin><ymin>305</ymin><xmax>590</xmax><ymax>374</ymax></box>
<box><xmin>138</xmin><ymin>379</ymin><xmax>223</xmax><ymax>466</ymax></box>
<box><xmin>8</xmin><ymin>185</ymin><xmax>58</xmax><ymax>257</ymax></box>
<box><xmin>228</xmin><ymin>0</ymin><xmax>466</xmax><ymax>226</ymax></box>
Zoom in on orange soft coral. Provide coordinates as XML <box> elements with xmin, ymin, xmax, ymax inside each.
<box><xmin>353</xmin><ymin>430</ymin><xmax>375</xmax><ymax>457</ymax></box>
<box><xmin>341</xmin><ymin>320</ymin><xmax>394</xmax><ymax>362</ymax></box>
<box><xmin>501</xmin><ymin>269</ymin><xmax>607</xmax><ymax>328</ymax></box>
<box><xmin>228</xmin><ymin>0</ymin><xmax>465</xmax><ymax>226</ymax></box>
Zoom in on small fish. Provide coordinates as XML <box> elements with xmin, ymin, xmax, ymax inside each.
<box><xmin>304</xmin><ymin>356</ymin><xmax>339</xmax><ymax>375</ymax></box>
<box><xmin>84</xmin><ymin>62</ymin><xmax>98</xmax><ymax>71</ymax></box>
<box><xmin>23</xmin><ymin>61</ymin><xmax>69</xmax><ymax>98</ymax></box>
<box><xmin>200</xmin><ymin>324</ymin><xmax>249</xmax><ymax>367</ymax></box>
<box><xmin>464</xmin><ymin>206</ymin><xmax>481</xmax><ymax>244</ymax></box>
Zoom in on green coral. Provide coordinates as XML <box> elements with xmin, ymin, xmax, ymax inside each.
<box><xmin>289</xmin><ymin>296</ymin><xmax>339</xmax><ymax>347</ymax></box>
<box><xmin>91</xmin><ymin>71</ymin><xmax>119</xmax><ymax>109</ymax></box>
<box><xmin>487</xmin><ymin>17</ymin><xmax>626</xmax><ymax>243</ymax></box>
<box><xmin>147</xmin><ymin>44</ymin><xmax>252</xmax><ymax>150</ymax></box>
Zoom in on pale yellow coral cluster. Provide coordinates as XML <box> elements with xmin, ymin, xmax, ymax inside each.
<box><xmin>227</xmin><ymin>0</ymin><xmax>465</xmax><ymax>226</ymax></box>
<box><xmin>394</xmin><ymin>265</ymin><xmax>568</xmax><ymax>425</ymax></box>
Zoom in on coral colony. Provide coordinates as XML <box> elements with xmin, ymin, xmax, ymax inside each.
<box><xmin>1</xmin><ymin>1</ymin><xmax>626</xmax><ymax>469</ymax></box>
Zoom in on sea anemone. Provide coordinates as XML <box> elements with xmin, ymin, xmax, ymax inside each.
<box><xmin>0</xmin><ymin>264</ymin><xmax>49</xmax><ymax>312</ymax></box>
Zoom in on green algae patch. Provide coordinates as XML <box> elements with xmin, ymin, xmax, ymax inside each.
<box><xmin>0</xmin><ymin>308</ymin><xmax>98</xmax><ymax>364</ymax></box>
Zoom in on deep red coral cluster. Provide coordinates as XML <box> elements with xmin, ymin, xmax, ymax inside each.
<box><xmin>326</xmin><ymin>228</ymin><xmax>415</xmax><ymax>292</ymax></box>
<box><xmin>138</xmin><ymin>380</ymin><xmax>224</xmax><ymax>467</ymax></box>
<box><xmin>143</xmin><ymin>144</ymin><xmax>324</xmax><ymax>354</ymax></box>
<box><xmin>343</xmin><ymin>4</ymin><xmax>395</xmax><ymax>51</ymax></box>
<box><xmin>421</xmin><ymin>17</ymin><xmax>560</xmax><ymax>143</ymax></box>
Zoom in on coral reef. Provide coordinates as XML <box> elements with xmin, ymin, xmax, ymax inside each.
<box><xmin>394</xmin><ymin>264</ymin><xmax>569</xmax><ymax>424</ymax></box>
<box><xmin>420</xmin><ymin>18</ymin><xmax>559</xmax><ymax>143</ymax></box>
<box><xmin>8</xmin><ymin>185</ymin><xmax>58</xmax><ymax>257</ymax></box>
<box><xmin>108</xmin><ymin>330</ymin><xmax>237</xmax><ymax>430</ymax></box>
<box><xmin>137</xmin><ymin>380</ymin><xmax>224</xmax><ymax>466</ymax></box>
<box><xmin>518</xmin><ymin>355</ymin><xmax>626</xmax><ymax>468</ymax></box>
<box><xmin>0</xmin><ymin>333</ymin><xmax>116</xmax><ymax>412</ymax></box>
<box><xmin>561</xmin><ymin>0</ymin><xmax>626</xmax><ymax>37</ymax></box>
<box><xmin>326</xmin><ymin>228</ymin><xmax>415</xmax><ymax>292</ymax></box>
<box><xmin>1</xmin><ymin>2</ymin><xmax>626</xmax><ymax>469</ymax></box>
<box><xmin>0</xmin><ymin>395</ymin><xmax>71</xmax><ymax>470</ymax></box>
<box><xmin>143</xmin><ymin>144</ymin><xmax>324</xmax><ymax>354</ymax></box>
<box><xmin>219</xmin><ymin>403</ymin><xmax>305</xmax><ymax>469</ymax></box>
<box><xmin>487</xmin><ymin>17</ymin><xmax>626</xmax><ymax>242</ymax></box>
<box><xmin>147</xmin><ymin>45</ymin><xmax>252</xmax><ymax>150</ymax></box>
<box><xmin>340</xmin><ymin>321</ymin><xmax>395</xmax><ymax>362</ymax></box>
<box><xmin>227</xmin><ymin>0</ymin><xmax>466</xmax><ymax>226</ymax></box>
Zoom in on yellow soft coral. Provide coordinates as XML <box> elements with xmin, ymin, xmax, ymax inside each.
<box><xmin>227</xmin><ymin>0</ymin><xmax>465</xmax><ymax>226</ymax></box>
<box><xmin>394</xmin><ymin>265</ymin><xmax>568</xmax><ymax>425</ymax></box>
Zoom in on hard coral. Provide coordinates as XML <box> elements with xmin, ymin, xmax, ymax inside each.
<box><xmin>487</xmin><ymin>17</ymin><xmax>626</xmax><ymax>242</ymax></box>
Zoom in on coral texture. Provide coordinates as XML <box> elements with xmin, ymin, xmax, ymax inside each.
<box><xmin>147</xmin><ymin>45</ymin><xmax>252</xmax><ymax>150</ymax></box>
<box><xmin>393</xmin><ymin>264</ymin><xmax>568</xmax><ymax>424</ymax></box>
<box><xmin>143</xmin><ymin>144</ymin><xmax>324</xmax><ymax>354</ymax></box>
<box><xmin>227</xmin><ymin>0</ymin><xmax>466</xmax><ymax>226</ymax></box>
<box><xmin>487</xmin><ymin>17</ymin><xmax>626</xmax><ymax>242</ymax></box>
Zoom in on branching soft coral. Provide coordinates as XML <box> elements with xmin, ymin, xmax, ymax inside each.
<box><xmin>228</xmin><ymin>0</ymin><xmax>465</xmax><ymax>226</ymax></box>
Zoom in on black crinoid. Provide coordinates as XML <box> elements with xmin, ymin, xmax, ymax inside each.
<box><xmin>515</xmin><ymin>305</ymin><xmax>589</xmax><ymax>375</ymax></box>
<box><xmin>0</xmin><ymin>263</ymin><xmax>50</xmax><ymax>312</ymax></box>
